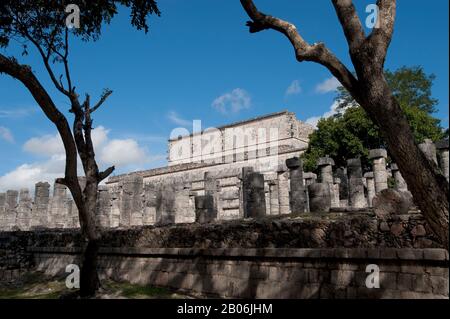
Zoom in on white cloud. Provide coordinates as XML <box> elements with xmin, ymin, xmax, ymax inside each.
<box><xmin>285</xmin><ymin>80</ymin><xmax>302</xmax><ymax>96</ymax></box>
<box><xmin>315</xmin><ymin>77</ymin><xmax>340</xmax><ymax>94</ymax></box>
<box><xmin>0</xmin><ymin>126</ymin><xmax>14</xmax><ymax>143</ymax></box>
<box><xmin>305</xmin><ymin>101</ymin><xmax>341</xmax><ymax>128</ymax></box>
<box><xmin>23</xmin><ymin>126</ymin><xmax>110</xmax><ymax>157</ymax></box>
<box><xmin>0</xmin><ymin>126</ymin><xmax>162</xmax><ymax>191</ymax></box>
<box><xmin>99</xmin><ymin>139</ymin><xmax>148</xmax><ymax>166</ymax></box>
<box><xmin>0</xmin><ymin>108</ymin><xmax>35</xmax><ymax>118</ymax></box>
<box><xmin>23</xmin><ymin>134</ymin><xmax>64</xmax><ymax>156</ymax></box>
<box><xmin>167</xmin><ymin>111</ymin><xmax>191</xmax><ymax>127</ymax></box>
<box><xmin>212</xmin><ymin>88</ymin><xmax>251</xmax><ymax>114</ymax></box>
<box><xmin>0</xmin><ymin>155</ymin><xmax>66</xmax><ymax>191</ymax></box>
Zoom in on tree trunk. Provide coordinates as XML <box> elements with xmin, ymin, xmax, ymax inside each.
<box><xmin>356</xmin><ymin>70</ymin><xmax>449</xmax><ymax>250</ymax></box>
<box><xmin>80</xmin><ymin>239</ymin><xmax>100</xmax><ymax>297</ymax></box>
<box><xmin>79</xmin><ymin>179</ymin><xmax>101</xmax><ymax>297</ymax></box>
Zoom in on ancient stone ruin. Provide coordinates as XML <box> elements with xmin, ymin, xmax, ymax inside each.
<box><xmin>0</xmin><ymin>111</ymin><xmax>448</xmax><ymax>231</ymax></box>
<box><xmin>1</xmin><ymin>111</ymin><xmax>449</xmax><ymax>299</ymax></box>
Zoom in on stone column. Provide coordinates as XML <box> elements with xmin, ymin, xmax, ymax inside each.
<box><xmin>436</xmin><ymin>139</ymin><xmax>449</xmax><ymax>181</ymax></box>
<box><xmin>31</xmin><ymin>182</ymin><xmax>50</xmax><ymax>228</ymax></box>
<box><xmin>268</xmin><ymin>180</ymin><xmax>280</xmax><ymax>215</ymax></box>
<box><xmin>335</xmin><ymin>167</ymin><xmax>349</xmax><ymax>206</ymax></box>
<box><xmin>66</xmin><ymin>199</ymin><xmax>79</xmax><ymax>228</ymax></box>
<box><xmin>143</xmin><ymin>183</ymin><xmax>157</xmax><ymax>225</ymax></box>
<box><xmin>174</xmin><ymin>184</ymin><xmax>194</xmax><ymax>223</ymax></box>
<box><xmin>318</xmin><ymin>157</ymin><xmax>337</xmax><ymax>208</ymax></box>
<box><xmin>332</xmin><ymin>178</ymin><xmax>341</xmax><ymax>208</ymax></box>
<box><xmin>17</xmin><ymin>188</ymin><xmax>32</xmax><ymax>230</ymax></box>
<box><xmin>318</xmin><ymin>157</ymin><xmax>334</xmax><ymax>184</ymax></box>
<box><xmin>204</xmin><ymin>172</ymin><xmax>219</xmax><ymax>218</ymax></box>
<box><xmin>286</xmin><ymin>157</ymin><xmax>307</xmax><ymax>213</ymax></box>
<box><xmin>49</xmin><ymin>182</ymin><xmax>69</xmax><ymax>228</ymax></box>
<box><xmin>369</xmin><ymin>149</ymin><xmax>388</xmax><ymax>193</ymax></box>
<box><xmin>0</xmin><ymin>193</ymin><xmax>5</xmax><ymax>230</ymax></box>
<box><xmin>419</xmin><ymin>139</ymin><xmax>438</xmax><ymax>165</ymax></box>
<box><xmin>303</xmin><ymin>172</ymin><xmax>317</xmax><ymax>212</ymax></box>
<box><xmin>347</xmin><ymin>158</ymin><xmax>367</xmax><ymax>208</ymax></box>
<box><xmin>303</xmin><ymin>172</ymin><xmax>317</xmax><ymax>186</ymax></box>
<box><xmin>308</xmin><ymin>183</ymin><xmax>331</xmax><ymax>212</ymax></box>
<box><xmin>242</xmin><ymin>169</ymin><xmax>266</xmax><ymax>218</ymax></box>
<box><xmin>155</xmin><ymin>183</ymin><xmax>176</xmax><ymax>225</ymax></box>
<box><xmin>96</xmin><ymin>186</ymin><xmax>111</xmax><ymax>228</ymax></box>
<box><xmin>109</xmin><ymin>185</ymin><xmax>121</xmax><ymax>228</ymax></box>
<box><xmin>364</xmin><ymin>172</ymin><xmax>376</xmax><ymax>207</ymax></box>
<box><xmin>390</xmin><ymin>163</ymin><xmax>408</xmax><ymax>192</ymax></box>
<box><xmin>5</xmin><ymin>190</ymin><xmax>18</xmax><ymax>229</ymax></box>
<box><xmin>195</xmin><ymin>195</ymin><xmax>217</xmax><ymax>223</ymax></box>
<box><xmin>120</xmin><ymin>175</ymin><xmax>144</xmax><ymax>227</ymax></box>
<box><xmin>277</xmin><ymin>170</ymin><xmax>290</xmax><ymax>215</ymax></box>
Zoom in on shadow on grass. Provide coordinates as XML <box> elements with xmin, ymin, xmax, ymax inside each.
<box><xmin>0</xmin><ymin>271</ymin><xmax>183</xmax><ymax>299</ymax></box>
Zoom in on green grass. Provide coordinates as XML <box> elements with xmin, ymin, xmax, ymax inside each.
<box><xmin>0</xmin><ymin>271</ymin><xmax>191</xmax><ymax>299</ymax></box>
<box><xmin>103</xmin><ymin>281</ymin><xmax>179</xmax><ymax>299</ymax></box>
<box><xmin>0</xmin><ymin>278</ymin><xmax>66</xmax><ymax>299</ymax></box>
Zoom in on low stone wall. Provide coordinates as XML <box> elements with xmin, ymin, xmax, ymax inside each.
<box><xmin>17</xmin><ymin>212</ymin><xmax>443</xmax><ymax>250</ymax></box>
<box><xmin>29</xmin><ymin>247</ymin><xmax>449</xmax><ymax>299</ymax></box>
<box><xmin>0</xmin><ymin>233</ymin><xmax>34</xmax><ymax>283</ymax></box>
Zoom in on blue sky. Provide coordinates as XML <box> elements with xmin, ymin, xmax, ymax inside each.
<box><xmin>0</xmin><ymin>0</ymin><xmax>448</xmax><ymax>191</ymax></box>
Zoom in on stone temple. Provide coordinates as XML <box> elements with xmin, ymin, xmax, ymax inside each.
<box><xmin>0</xmin><ymin>110</ymin><xmax>449</xmax><ymax>231</ymax></box>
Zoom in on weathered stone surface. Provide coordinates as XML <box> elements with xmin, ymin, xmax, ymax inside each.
<box><xmin>195</xmin><ymin>195</ymin><xmax>217</xmax><ymax>223</ymax></box>
<box><xmin>364</xmin><ymin>172</ymin><xmax>375</xmax><ymax>207</ymax></box>
<box><xmin>120</xmin><ymin>176</ymin><xmax>144</xmax><ymax>227</ymax></box>
<box><xmin>31</xmin><ymin>182</ymin><xmax>50</xmax><ymax>228</ymax></box>
<box><xmin>373</xmin><ymin>189</ymin><xmax>414</xmax><ymax>218</ymax></box>
<box><xmin>308</xmin><ymin>183</ymin><xmax>331</xmax><ymax>212</ymax></box>
<box><xmin>390</xmin><ymin>163</ymin><xmax>408</xmax><ymax>192</ymax></box>
<box><xmin>369</xmin><ymin>149</ymin><xmax>387</xmax><ymax>159</ymax></box>
<box><xmin>436</xmin><ymin>139</ymin><xmax>449</xmax><ymax>181</ymax></box>
<box><xmin>16</xmin><ymin>189</ymin><xmax>32</xmax><ymax>230</ymax></box>
<box><xmin>347</xmin><ymin>159</ymin><xmax>367</xmax><ymax>209</ymax></box>
<box><xmin>369</xmin><ymin>149</ymin><xmax>388</xmax><ymax>193</ymax></box>
<box><xmin>243</xmin><ymin>171</ymin><xmax>266</xmax><ymax>218</ymax></box>
<box><xmin>96</xmin><ymin>186</ymin><xmax>111</xmax><ymax>228</ymax></box>
<box><xmin>419</xmin><ymin>139</ymin><xmax>438</xmax><ymax>165</ymax></box>
<box><xmin>287</xmin><ymin>157</ymin><xmax>307</xmax><ymax>213</ymax></box>
<box><xmin>335</xmin><ymin>167</ymin><xmax>348</xmax><ymax>201</ymax></box>
<box><xmin>303</xmin><ymin>172</ymin><xmax>317</xmax><ymax>185</ymax></box>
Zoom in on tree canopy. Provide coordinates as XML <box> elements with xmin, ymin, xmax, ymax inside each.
<box><xmin>302</xmin><ymin>66</ymin><xmax>447</xmax><ymax>172</ymax></box>
<box><xmin>0</xmin><ymin>0</ymin><xmax>160</xmax><ymax>48</ymax></box>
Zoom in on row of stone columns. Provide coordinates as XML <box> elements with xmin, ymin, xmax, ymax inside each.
<box><xmin>0</xmin><ymin>181</ymin><xmax>81</xmax><ymax>231</ymax></box>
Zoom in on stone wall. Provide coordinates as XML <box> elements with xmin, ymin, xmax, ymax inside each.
<box><xmin>0</xmin><ymin>213</ymin><xmax>447</xmax><ymax>298</ymax></box>
<box><xmin>28</xmin><ymin>247</ymin><xmax>449</xmax><ymax>299</ymax></box>
<box><xmin>0</xmin><ymin>232</ymin><xmax>34</xmax><ymax>283</ymax></box>
<box><xmin>167</xmin><ymin>110</ymin><xmax>314</xmax><ymax>166</ymax></box>
<box><xmin>7</xmin><ymin>212</ymin><xmax>444</xmax><ymax>249</ymax></box>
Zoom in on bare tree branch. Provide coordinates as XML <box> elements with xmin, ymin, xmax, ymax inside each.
<box><xmin>62</xmin><ymin>27</ymin><xmax>73</xmax><ymax>93</ymax></box>
<box><xmin>91</xmin><ymin>89</ymin><xmax>113</xmax><ymax>113</ymax></box>
<box><xmin>0</xmin><ymin>53</ymin><xmax>83</xmax><ymax>203</ymax></box>
<box><xmin>99</xmin><ymin>166</ymin><xmax>115</xmax><ymax>182</ymax></box>
<box><xmin>331</xmin><ymin>0</ymin><xmax>366</xmax><ymax>51</ymax></box>
<box><xmin>240</xmin><ymin>0</ymin><xmax>360</xmax><ymax>96</ymax></box>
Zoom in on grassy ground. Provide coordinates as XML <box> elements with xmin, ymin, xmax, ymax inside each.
<box><xmin>0</xmin><ymin>272</ymin><xmax>192</xmax><ymax>299</ymax></box>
